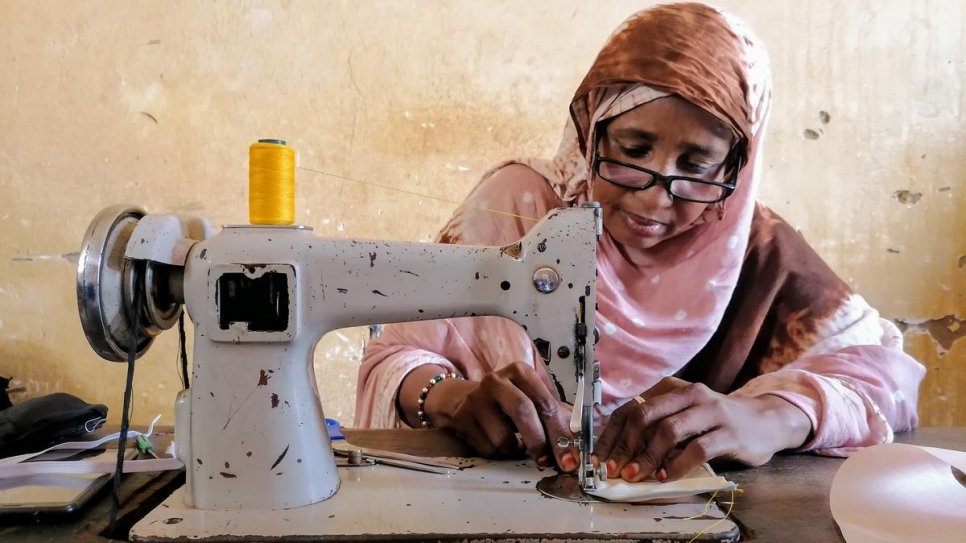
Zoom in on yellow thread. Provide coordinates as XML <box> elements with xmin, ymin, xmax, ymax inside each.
<box><xmin>683</xmin><ymin>490</ymin><xmax>718</xmax><ymax>521</ymax></box>
<box><xmin>685</xmin><ymin>489</ymin><xmax>737</xmax><ymax>543</ymax></box>
<box><xmin>250</xmin><ymin>140</ymin><xmax>296</xmax><ymax>225</ymax></box>
<box><xmin>296</xmin><ymin>166</ymin><xmax>540</xmax><ymax>223</ymax></box>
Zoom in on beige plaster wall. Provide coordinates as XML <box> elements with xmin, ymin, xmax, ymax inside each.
<box><xmin>0</xmin><ymin>1</ymin><xmax>963</xmax><ymax>428</ymax></box>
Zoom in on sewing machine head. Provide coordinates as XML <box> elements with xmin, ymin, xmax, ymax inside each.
<box><xmin>76</xmin><ymin>141</ymin><xmax>603</xmax><ymax>510</ymax></box>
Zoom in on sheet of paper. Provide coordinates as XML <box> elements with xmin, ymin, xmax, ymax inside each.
<box><xmin>831</xmin><ymin>443</ymin><xmax>966</xmax><ymax>543</ymax></box>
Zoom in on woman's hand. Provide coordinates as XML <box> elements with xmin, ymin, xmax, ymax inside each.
<box><xmin>417</xmin><ymin>362</ymin><xmax>579</xmax><ymax>471</ymax></box>
<box><xmin>593</xmin><ymin>377</ymin><xmax>812</xmax><ymax>482</ymax></box>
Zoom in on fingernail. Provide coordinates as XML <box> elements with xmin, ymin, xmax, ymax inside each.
<box><xmin>621</xmin><ymin>462</ymin><xmax>640</xmax><ymax>479</ymax></box>
<box><xmin>537</xmin><ymin>455</ymin><xmax>550</xmax><ymax>467</ymax></box>
<box><xmin>606</xmin><ymin>460</ymin><xmax>617</xmax><ymax>474</ymax></box>
<box><xmin>561</xmin><ymin>453</ymin><xmax>577</xmax><ymax>472</ymax></box>
<box><xmin>656</xmin><ymin>468</ymin><xmax>667</xmax><ymax>482</ymax></box>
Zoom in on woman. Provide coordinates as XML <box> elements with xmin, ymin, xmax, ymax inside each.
<box><xmin>354</xmin><ymin>2</ymin><xmax>925</xmax><ymax>484</ymax></box>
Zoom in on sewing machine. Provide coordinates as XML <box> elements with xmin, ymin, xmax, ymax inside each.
<box><xmin>77</xmin><ymin>198</ymin><xmax>604</xmax><ymax>510</ymax></box>
<box><xmin>73</xmin><ymin>141</ymin><xmax>741</xmax><ymax>541</ymax></box>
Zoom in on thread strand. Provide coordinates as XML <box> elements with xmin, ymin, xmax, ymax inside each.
<box><xmin>685</xmin><ymin>489</ymin><xmax>737</xmax><ymax>543</ymax></box>
<box><xmin>296</xmin><ymin>165</ymin><xmax>539</xmax><ymax>223</ymax></box>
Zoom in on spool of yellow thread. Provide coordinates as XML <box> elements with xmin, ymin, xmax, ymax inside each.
<box><xmin>249</xmin><ymin>139</ymin><xmax>296</xmax><ymax>225</ymax></box>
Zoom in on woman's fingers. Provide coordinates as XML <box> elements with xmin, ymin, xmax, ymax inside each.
<box><xmin>455</xmin><ymin>362</ymin><xmax>576</xmax><ymax>467</ymax></box>
<box><xmin>473</xmin><ymin>397</ymin><xmax>527</xmax><ymax>458</ymax></box>
<box><xmin>593</xmin><ymin>401</ymin><xmax>630</xmax><ymax>464</ymax></box>
<box><xmin>501</xmin><ymin>364</ymin><xmax>577</xmax><ymax>470</ymax></box>
<box><xmin>644</xmin><ymin>376</ymin><xmax>691</xmax><ymax>398</ymax></box>
<box><xmin>622</xmin><ymin>404</ymin><xmax>719</xmax><ymax>482</ymax></box>
<box><xmin>456</xmin><ymin>417</ymin><xmax>500</xmax><ymax>458</ymax></box>
<box><xmin>451</xmin><ymin>378</ymin><xmax>522</xmax><ymax>458</ymax></box>
<box><xmin>597</xmin><ymin>389</ymin><xmax>689</xmax><ymax>477</ymax></box>
<box><xmin>595</xmin><ymin>377</ymin><xmax>689</xmax><ymax>466</ymax></box>
<box><xmin>594</xmin><ymin>404</ymin><xmax>642</xmax><ymax>475</ymax></box>
<box><xmin>598</xmin><ymin>383</ymin><xmax>723</xmax><ymax>480</ymax></box>
<box><xmin>597</xmin><ymin>385</ymin><xmax>804</xmax><ymax>482</ymax></box>
<box><xmin>485</xmin><ymin>375</ymin><xmax>548</xmax><ymax>459</ymax></box>
<box><xmin>662</xmin><ymin>429</ymin><xmax>731</xmax><ymax>480</ymax></box>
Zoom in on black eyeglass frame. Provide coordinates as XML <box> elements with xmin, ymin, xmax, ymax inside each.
<box><xmin>592</xmin><ymin>149</ymin><xmax>743</xmax><ymax>204</ymax></box>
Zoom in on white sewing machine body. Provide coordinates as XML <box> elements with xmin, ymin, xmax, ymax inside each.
<box><xmin>79</xmin><ymin>203</ymin><xmax>602</xmax><ymax>510</ymax></box>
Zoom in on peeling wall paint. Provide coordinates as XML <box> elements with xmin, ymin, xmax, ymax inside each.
<box><xmin>896</xmin><ymin>316</ymin><xmax>966</xmax><ymax>356</ymax></box>
<box><xmin>0</xmin><ymin>1</ymin><xmax>963</xmax><ymax>427</ymax></box>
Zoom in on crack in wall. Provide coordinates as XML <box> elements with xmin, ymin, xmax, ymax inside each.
<box><xmin>895</xmin><ymin>315</ymin><xmax>966</xmax><ymax>355</ymax></box>
<box><xmin>10</xmin><ymin>252</ymin><xmax>80</xmax><ymax>264</ymax></box>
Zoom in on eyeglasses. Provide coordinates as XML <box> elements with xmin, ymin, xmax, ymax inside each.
<box><xmin>593</xmin><ymin>152</ymin><xmax>738</xmax><ymax>204</ymax></box>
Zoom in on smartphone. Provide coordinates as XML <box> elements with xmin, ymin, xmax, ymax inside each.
<box><xmin>0</xmin><ymin>448</ymin><xmax>131</xmax><ymax>523</ymax></box>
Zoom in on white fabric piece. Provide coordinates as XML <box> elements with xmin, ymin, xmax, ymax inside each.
<box><xmin>831</xmin><ymin>443</ymin><xmax>966</xmax><ymax>543</ymax></box>
<box><xmin>0</xmin><ymin>414</ymin><xmax>163</xmax><ymax>466</ymax></box>
<box><xmin>0</xmin><ymin>414</ymin><xmax>184</xmax><ymax>478</ymax></box>
<box><xmin>585</xmin><ymin>463</ymin><xmax>736</xmax><ymax>502</ymax></box>
<box><xmin>0</xmin><ymin>456</ymin><xmax>183</xmax><ymax>477</ymax></box>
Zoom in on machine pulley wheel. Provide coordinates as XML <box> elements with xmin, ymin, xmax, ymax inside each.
<box><xmin>77</xmin><ymin>205</ymin><xmax>182</xmax><ymax>362</ymax></box>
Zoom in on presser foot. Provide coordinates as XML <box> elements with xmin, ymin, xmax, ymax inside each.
<box><xmin>556</xmin><ymin>436</ymin><xmax>604</xmax><ymax>491</ymax></box>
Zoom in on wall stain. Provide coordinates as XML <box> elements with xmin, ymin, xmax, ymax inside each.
<box><xmin>802</xmin><ymin>129</ymin><xmax>820</xmax><ymax>140</ymax></box>
<box><xmin>892</xmin><ymin>190</ymin><xmax>922</xmax><ymax>205</ymax></box>
<box><xmin>819</xmin><ymin>111</ymin><xmax>831</xmax><ymax>124</ymax></box>
<box><xmin>896</xmin><ymin>315</ymin><xmax>966</xmax><ymax>354</ymax></box>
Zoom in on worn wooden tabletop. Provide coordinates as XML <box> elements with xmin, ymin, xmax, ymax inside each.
<box><xmin>1</xmin><ymin>427</ymin><xmax>963</xmax><ymax>542</ymax></box>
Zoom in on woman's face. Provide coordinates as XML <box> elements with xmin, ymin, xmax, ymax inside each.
<box><xmin>591</xmin><ymin>96</ymin><xmax>734</xmax><ymax>254</ymax></box>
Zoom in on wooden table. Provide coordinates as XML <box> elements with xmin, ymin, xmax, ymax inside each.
<box><xmin>2</xmin><ymin>427</ymin><xmax>963</xmax><ymax>542</ymax></box>
<box><xmin>723</xmin><ymin>428</ymin><xmax>966</xmax><ymax>541</ymax></box>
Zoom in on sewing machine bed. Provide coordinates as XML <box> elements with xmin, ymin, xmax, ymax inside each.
<box><xmin>131</xmin><ymin>459</ymin><xmax>738</xmax><ymax>542</ymax></box>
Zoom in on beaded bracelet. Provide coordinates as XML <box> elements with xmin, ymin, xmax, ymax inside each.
<box><xmin>417</xmin><ymin>372</ymin><xmax>463</xmax><ymax>428</ymax></box>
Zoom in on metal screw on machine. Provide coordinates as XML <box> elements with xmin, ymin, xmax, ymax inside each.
<box><xmin>334</xmin><ymin>449</ymin><xmax>376</xmax><ymax>468</ymax></box>
<box><xmin>533</xmin><ymin>267</ymin><xmax>560</xmax><ymax>293</ymax></box>
<box><xmin>347</xmin><ymin>449</ymin><xmax>364</xmax><ymax>465</ymax></box>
